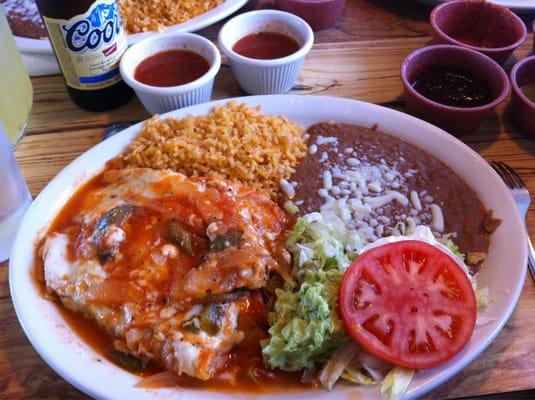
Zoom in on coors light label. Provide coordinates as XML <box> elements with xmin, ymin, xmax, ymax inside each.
<box><xmin>42</xmin><ymin>0</ymin><xmax>127</xmax><ymax>90</ymax></box>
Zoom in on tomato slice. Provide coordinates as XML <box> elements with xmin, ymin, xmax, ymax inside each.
<box><xmin>339</xmin><ymin>240</ymin><xmax>477</xmax><ymax>369</ymax></box>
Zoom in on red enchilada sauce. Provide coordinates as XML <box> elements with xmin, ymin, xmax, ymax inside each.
<box><xmin>232</xmin><ymin>32</ymin><xmax>300</xmax><ymax>60</ymax></box>
<box><xmin>134</xmin><ymin>50</ymin><xmax>209</xmax><ymax>87</ymax></box>
<box><xmin>55</xmin><ymin>290</ymin><xmax>308</xmax><ymax>392</ymax></box>
<box><xmin>34</xmin><ymin>172</ymin><xmax>309</xmax><ymax>393</ymax></box>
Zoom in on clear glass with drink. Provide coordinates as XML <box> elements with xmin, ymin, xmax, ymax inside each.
<box><xmin>0</xmin><ymin>124</ymin><xmax>32</xmax><ymax>262</ymax></box>
<box><xmin>0</xmin><ymin>8</ymin><xmax>33</xmax><ymax>146</ymax></box>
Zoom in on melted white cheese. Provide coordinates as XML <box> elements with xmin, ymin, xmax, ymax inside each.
<box><xmin>43</xmin><ymin>233</ymin><xmax>72</xmax><ymax>291</ymax></box>
<box><xmin>172</xmin><ymin>336</ymin><xmax>201</xmax><ymax>377</ymax></box>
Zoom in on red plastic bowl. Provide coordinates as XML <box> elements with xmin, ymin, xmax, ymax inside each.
<box><xmin>275</xmin><ymin>0</ymin><xmax>346</xmax><ymax>31</ymax></box>
<box><xmin>510</xmin><ymin>56</ymin><xmax>535</xmax><ymax>139</ymax></box>
<box><xmin>401</xmin><ymin>45</ymin><xmax>510</xmax><ymax>137</ymax></box>
<box><xmin>430</xmin><ymin>0</ymin><xmax>527</xmax><ymax>65</ymax></box>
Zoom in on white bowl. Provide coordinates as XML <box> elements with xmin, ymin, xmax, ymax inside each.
<box><xmin>120</xmin><ymin>33</ymin><xmax>221</xmax><ymax>115</ymax></box>
<box><xmin>9</xmin><ymin>95</ymin><xmax>527</xmax><ymax>400</ymax></box>
<box><xmin>218</xmin><ymin>10</ymin><xmax>314</xmax><ymax>94</ymax></box>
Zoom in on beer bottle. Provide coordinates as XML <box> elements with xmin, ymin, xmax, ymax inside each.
<box><xmin>35</xmin><ymin>0</ymin><xmax>133</xmax><ymax>111</ymax></box>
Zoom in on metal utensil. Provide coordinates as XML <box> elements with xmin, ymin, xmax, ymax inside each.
<box><xmin>102</xmin><ymin>121</ymin><xmax>138</xmax><ymax>141</ymax></box>
<box><xmin>490</xmin><ymin>161</ymin><xmax>535</xmax><ymax>280</ymax></box>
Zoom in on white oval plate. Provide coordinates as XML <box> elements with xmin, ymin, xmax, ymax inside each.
<box><xmin>411</xmin><ymin>0</ymin><xmax>535</xmax><ymax>12</ymax></box>
<box><xmin>9</xmin><ymin>95</ymin><xmax>527</xmax><ymax>400</ymax></box>
<box><xmin>14</xmin><ymin>0</ymin><xmax>248</xmax><ymax>54</ymax></box>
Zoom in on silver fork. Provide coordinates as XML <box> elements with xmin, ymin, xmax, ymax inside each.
<box><xmin>490</xmin><ymin>161</ymin><xmax>535</xmax><ymax>280</ymax></box>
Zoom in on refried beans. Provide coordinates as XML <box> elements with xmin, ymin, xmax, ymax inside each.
<box><xmin>284</xmin><ymin>122</ymin><xmax>499</xmax><ymax>272</ymax></box>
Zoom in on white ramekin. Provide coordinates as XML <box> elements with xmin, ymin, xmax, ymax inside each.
<box><xmin>218</xmin><ymin>10</ymin><xmax>314</xmax><ymax>95</ymax></box>
<box><xmin>120</xmin><ymin>33</ymin><xmax>221</xmax><ymax>115</ymax></box>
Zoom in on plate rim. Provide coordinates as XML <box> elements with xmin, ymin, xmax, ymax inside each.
<box><xmin>9</xmin><ymin>94</ymin><xmax>528</xmax><ymax>400</ymax></box>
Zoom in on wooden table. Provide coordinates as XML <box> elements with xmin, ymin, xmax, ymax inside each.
<box><xmin>2</xmin><ymin>0</ymin><xmax>535</xmax><ymax>398</ymax></box>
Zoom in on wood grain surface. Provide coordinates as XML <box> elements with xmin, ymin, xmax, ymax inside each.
<box><xmin>1</xmin><ymin>0</ymin><xmax>535</xmax><ymax>399</ymax></box>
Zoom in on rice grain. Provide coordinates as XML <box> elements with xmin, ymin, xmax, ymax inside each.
<box><xmin>122</xmin><ymin>102</ymin><xmax>307</xmax><ymax>199</ymax></box>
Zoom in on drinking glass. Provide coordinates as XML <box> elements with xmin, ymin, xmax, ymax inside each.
<box><xmin>0</xmin><ymin>123</ymin><xmax>32</xmax><ymax>262</ymax></box>
<box><xmin>0</xmin><ymin>8</ymin><xmax>33</xmax><ymax>146</ymax></box>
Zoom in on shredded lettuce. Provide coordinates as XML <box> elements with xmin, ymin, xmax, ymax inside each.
<box><xmin>286</xmin><ymin>212</ymin><xmax>363</xmax><ymax>272</ymax></box>
<box><xmin>263</xmin><ymin>216</ymin><xmax>476</xmax><ymax>398</ymax></box>
<box><xmin>319</xmin><ymin>342</ymin><xmax>360</xmax><ymax>389</ymax></box>
<box><xmin>476</xmin><ymin>286</ymin><xmax>490</xmax><ymax>308</ymax></box>
<box><xmin>357</xmin><ymin>351</ymin><xmax>393</xmax><ymax>382</ymax></box>
<box><xmin>283</xmin><ymin>200</ymin><xmax>299</xmax><ymax>215</ymax></box>
<box><xmin>469</xmin><ymin>277</ymin><xmax>489</xmax><ymax>309</ymax></box>
<box><xmin>262</xmin><ymin>213</ymin><xmax>360</xmax><ymax>371</ymax></box>
<box><xmin>438</xmin><ymin>237</ymin><xmax>466</xmax><ymax>261</ymax></box>
<box><xmin>340</xmin><ymin>352</ymin><xmax>385</xmax><ymax>386</ymax></box>
<box><xmin>380</xmin><ymin>367</ymin><xmax>415</xmax><ymax>400</ymax></box>
<box><xmin>341</xmin><ymin>367</ymin><xmax>377</xmax><ymax>386</ymax></box>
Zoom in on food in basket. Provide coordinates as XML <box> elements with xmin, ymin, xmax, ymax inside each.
<box><xmin>2</xmin><ymin>0</ymin><xmax>227</xmax><ymax>39</ymax></box>
<box><xmin>1</xmin><ymin>0</ymin><xmax>46</xmax><ymax>39</ymax></box>
<box><xmin>36</xmin><ymin>103</ymin><xmax>500</xmax><ymax>398</ymax></box>
<box><xmin>118</xmin><ymin>0</ymin><xmax>224</xmax><ymax>34</ymax></box>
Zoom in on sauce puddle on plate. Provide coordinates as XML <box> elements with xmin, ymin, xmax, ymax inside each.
<box><xmin>232</xmin><ymin>32</ymin><xmax>300</xmax><ymax>60</ymax></box>
<box><xmin>134</xmin><ymin>50</ymin><xmax>209</xmax><ymax>87</ymax></box>
<box><xmin>412</xmin><ymin>68</ymin><xmax>492</xmax><ymax>108</ymax></box>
